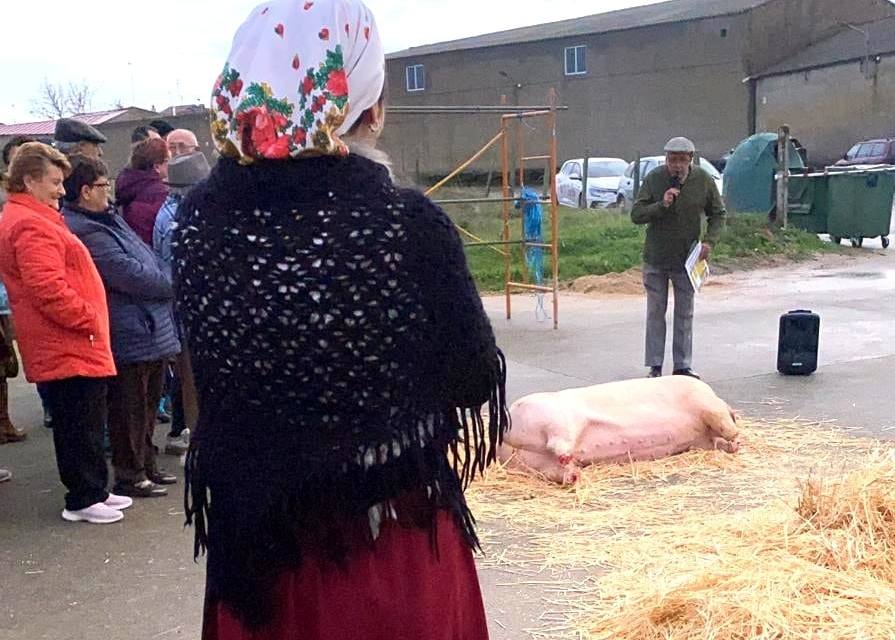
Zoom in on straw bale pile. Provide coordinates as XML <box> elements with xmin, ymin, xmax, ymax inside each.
<box><xmin>466</xmin><ymin>418</ymin><xmax>895</xmax><ymax>639</ymax></box>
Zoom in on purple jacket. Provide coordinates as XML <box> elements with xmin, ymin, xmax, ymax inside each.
<box><xmin>115</xmin><ymin>167</ymin><xmax>168</xmax><ymax>245</ymax></box>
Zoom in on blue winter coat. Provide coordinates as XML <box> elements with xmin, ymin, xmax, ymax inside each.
<box><xmin>63</xmin><ymin>204</ymin><xmax>180</xmax><ymax>365</ymax></box>
<box><xmin>0</xmin><ymin>281</ymin><xmax>9</xmax><ymax>316</ymax></box>
<box><xmin>152</xmin><ymin>193</ymin><xmax>180</xmax><ymax>280</ymax></box>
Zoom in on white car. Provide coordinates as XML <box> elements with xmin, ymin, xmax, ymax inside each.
<box><xmin>556</xmin><ymin>157</ymin><xmax>629</xmax><ymax>208</ymax></box>
<box><xmin>618</xmin><ymin>156</ymin><xmax>724</xmax><ymax>208</ymax></box>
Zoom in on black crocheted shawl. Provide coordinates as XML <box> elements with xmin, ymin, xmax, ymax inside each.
<box><xmin>172</xmin><ymin>154</ymin><xmax>508</xmax><ymax>627</ymax></box>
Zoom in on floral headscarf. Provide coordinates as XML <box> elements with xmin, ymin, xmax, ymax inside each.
<box><xmin>211</xmin><ymin>0</ymin><xmax>384</xmax><ymax>161</ymax></box>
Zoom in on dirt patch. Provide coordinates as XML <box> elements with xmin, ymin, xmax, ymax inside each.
<box><xmin>566</xmin><ymin>267</ymin><xmax>729</xmax><ymax>296</ymax></box>
<box><xmin>566</xmin><ymin>250</ymin><xmax>882</xmax><ymax>298</ymax></box>
<box><xmin>565</xmin><ymin>269</ymin><xmax>644</xmax><ymax>296</ymax></box>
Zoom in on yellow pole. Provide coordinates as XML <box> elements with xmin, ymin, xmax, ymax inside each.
<box><xmin>424</xmin><ymin>131</ymin><xmax>505</xmax><ymax>198</ymax></box>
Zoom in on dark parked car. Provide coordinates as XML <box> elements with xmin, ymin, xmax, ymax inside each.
<box><xmin>836</xmin><ymin>138</ymin><xmax>895</xmax><ymax>166</ymax></box>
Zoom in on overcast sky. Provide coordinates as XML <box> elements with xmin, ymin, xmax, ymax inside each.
<box><xmin>0</xmin><ymin>0</ymin><xmax>662</xmax><ymax>124</ymax></box>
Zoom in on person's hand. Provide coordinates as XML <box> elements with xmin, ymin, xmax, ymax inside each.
<box><xmin>662</xmin><ymin>188</ymin><xmax>681</xmax><ymax>207</ymax></box>
<box><xmin>699</xmin><ymin>242</ymin><xmax>712</xmax><ymax>262</ymax></box>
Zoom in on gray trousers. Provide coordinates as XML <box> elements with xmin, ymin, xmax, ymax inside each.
<box><xmin>642</xmin><ymin>262</ymin><xmax>694</xmax><ymax>370</ymax></box>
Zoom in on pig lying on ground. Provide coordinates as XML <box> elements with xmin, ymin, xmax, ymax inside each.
<box><xmin>498</xmin><ymin>376</ymin><xmax>739</xmax><ymax>484</ymax></box>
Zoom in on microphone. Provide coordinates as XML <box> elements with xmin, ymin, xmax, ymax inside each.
<box><xmin>669</xmin><ymin>175</ymin><xmax>682</xmax><ymax>203</ymax></box>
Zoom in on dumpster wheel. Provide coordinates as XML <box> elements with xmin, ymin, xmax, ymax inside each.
<box><xmin>883</xmin><ymin>236</ymin><xmax>890</xmax><ymax>249</ymax></box>
<box><xmin>850</xmin><ymin>237</ymin><xmax>864</xmax><ymax>248</ymax></box>
<box><xmin>831</xmin><ymin>235</ymin><xmax>842</xmax><ymax>245</ymax></box>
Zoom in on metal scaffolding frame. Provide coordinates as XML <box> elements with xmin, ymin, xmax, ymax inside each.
<box><xmin>408</xmin><ymin>91</ymin><xmax>564</xmax><ymax>329</ymax></box>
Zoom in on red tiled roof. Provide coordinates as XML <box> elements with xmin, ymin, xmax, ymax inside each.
<box><xmin>0</xmin><ymin>109</ymin><xmax>135</xmax><ymax>137</ymax></box>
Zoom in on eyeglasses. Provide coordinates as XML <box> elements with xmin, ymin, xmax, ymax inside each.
<box><xmin>168</xmin><ymin>143</ymin><xmax>199</xmax><ymax>154</ymax></box>
<box><xmin>91</xmin><ymin>182</ymin><xmax>112</xmax><ymax>189</ymax></box>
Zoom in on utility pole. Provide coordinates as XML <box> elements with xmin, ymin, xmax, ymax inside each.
<box><xmin>776</xmin><ymin>124</ymin><xmax>791</xmax><ymax>229</ymax></box>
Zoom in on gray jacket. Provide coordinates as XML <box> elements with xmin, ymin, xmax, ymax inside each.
<box><xmin>63</xmin><ymin>204</ymin><xmax>180</xmax><ymax>365</ymax></box>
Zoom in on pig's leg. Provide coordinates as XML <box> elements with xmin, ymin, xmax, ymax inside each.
<box><xmin>502</xmin><ymin>447</ymin><xmax>574</xmax><ymax>484</ymax></box>
<box><xmin>702</xmin><ymin>398</ymin><xmax>740</xmax><ymax>443</ymax></box>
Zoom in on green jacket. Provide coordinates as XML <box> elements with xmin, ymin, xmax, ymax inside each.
<box><xmin>630</xmin><ymin>165</ymin><xmax>726</xmax><ymax>266</ymax></box>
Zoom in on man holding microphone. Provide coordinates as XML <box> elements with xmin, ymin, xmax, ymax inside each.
<box><xmin>631</xmin><ymin>137</ymin><xmax>726</xmax><ymax>380</ymax></box>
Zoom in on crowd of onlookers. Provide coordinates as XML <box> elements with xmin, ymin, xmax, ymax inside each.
<box><xmin>0</xmin><ymin>118</ymin><xmax>207</xmax><ymax>523</ymax></box>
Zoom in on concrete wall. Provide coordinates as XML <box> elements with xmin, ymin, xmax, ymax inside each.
<box><xmin>745</xmin><ymin>0</ymin><xmax>895</xmax><ymax>75</ymax></box>
<box><xmin>756</xmin><ymin>56</ymin><xmax>895</xmax><ymax>166</ymax></box>
<box><xmin>382</xmin><ymin>13</ymin><xmax>752</xmax><ymax>180</ymax></box>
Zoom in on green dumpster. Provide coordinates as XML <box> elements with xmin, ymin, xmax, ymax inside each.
<box><xmin>787</xmin><ymin>172</ymin><xmax>829</xmax><ymax>234</ymax></box>
<box><xmin>724</xmin><ymin>133</ymin><xmax>805</xmax><ymax>215</ymax></box>
<box><xmin>788</xmin><ymin>168</ymin><xmax>894</xmax><ymax>248</ymax></box>
<box><xmin>827</xmin><ymin>170</ymin><xmax>893</xmax><ymax>248</ymax></box>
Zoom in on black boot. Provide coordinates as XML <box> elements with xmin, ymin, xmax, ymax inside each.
<box><xmin>647</xmin><ymin>366</ymin><xmax>662</xmax><ymax>378</ymax></box>
<box><xmin>673</xmin><ymin>368</ymin><xmax>701</xmax><ymax>380</ymax></box>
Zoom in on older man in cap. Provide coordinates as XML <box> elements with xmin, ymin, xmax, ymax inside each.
<box><xmin>153</xmin><ymin>151</ymin><xmax>210</xmax><ymax>455</ymax></box>
<box><xmin>631</xmin><ymin>136</ymin><xmax>726</xmax><ymax>380</ymax></box>
<box><xmin>165</xmin><ymin>129</ymin><xmax>200</xmax><ymax>159</ymax></box>
<box><xmin>53</xmin><ymin>118</ymin><xmax>106</xmax><ymax>159</ymax></box>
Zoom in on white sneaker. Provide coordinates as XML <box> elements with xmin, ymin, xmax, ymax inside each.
<box><xmin>62</xmin><ymin>502</ymin><xmax>124</xmax><ymax>524</ymax></box>
<box><xmin>0</xmin><ymin>469</ymin><xmax>11</xmax><ymax>483</ymax></box>
<box><xmin>164</xmin><ymin>428</ymin><xmax>190</xmax><ymax>455</ymax></box>
<box><xmin>104</xmin><ymin>493</ymin><xmax>133</xmax><ymax>511</ymax></box>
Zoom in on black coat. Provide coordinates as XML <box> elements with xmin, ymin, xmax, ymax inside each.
<box><xmin>173</xmin><ymin>153</ymin><xmax>508</xmax><ymax>626</ymax></box>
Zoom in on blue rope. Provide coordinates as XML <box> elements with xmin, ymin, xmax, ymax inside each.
<box><xmin>516</xmin><ymin>188</ymin><xmax>549</xmax><ymax>322</ymax></box>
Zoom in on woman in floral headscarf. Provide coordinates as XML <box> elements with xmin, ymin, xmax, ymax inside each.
<box><xmin>173</xmin><ymin>1</ymin><xmax>508</xmax><ymax>639</ymax></box>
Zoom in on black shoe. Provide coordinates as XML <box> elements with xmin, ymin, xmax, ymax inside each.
<box><xmin>673</xmin><ymin>368</ymin><xmax>701</xmax><ymax>380</ymax></box>
<box><xmin>113</xmin><ymin>480</ymin><xmax>168</xmax><ymax>498</ymax></box>
<box><xmin>647</xmin><ymin>366</ymin><xmax>662</xmax><ymax>378</ymax></box>
<box><xmin>148</xmin><ymin>471</ymin><xmax>177</xmax><ymax>485</ymax></box>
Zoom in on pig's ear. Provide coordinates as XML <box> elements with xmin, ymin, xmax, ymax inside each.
<box><xmin>729</xmin><ymin>408</ymin><xmax>740</xmax><ymax>424</ymax></box>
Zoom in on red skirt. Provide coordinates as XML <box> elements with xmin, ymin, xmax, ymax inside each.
<box><xmin>203</xmin><ymin>510</ymin><xmax>490</xmax><ymax>640</ymax></box>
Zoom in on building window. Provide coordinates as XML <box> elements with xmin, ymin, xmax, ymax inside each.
<box><xmin>720</xmin><ymin>28</ymin><xmax>728</xmax><ymax>38</ymax></box>
<box><xmin>405</xmin><ymin>64</ymin><xmax>425</xmax><ymax>92</ymax></box>
<box><xmin>564</xmin><ymin>45</ymin><xmax>587</xmax><ymax>76</ymax></box>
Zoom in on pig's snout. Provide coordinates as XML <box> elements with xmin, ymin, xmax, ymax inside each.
<box><xmin>562</xmin><ymin>466</ymin><xmax>581</xmax><ymax>485</ymax></box>
<box><xmin>713</xmin><ymin>437</ymin><xmax>740</xmax><ymax>454</ymax></box>
<box><xmin>557</xmin><ymin>454</ymin><xmax>581</xmax><ymax>485</ymax></box>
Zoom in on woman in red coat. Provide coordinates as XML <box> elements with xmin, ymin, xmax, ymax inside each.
<box><xmin>0</xmin><ymin>142</ymin><xmax>132</xmax><ymax>523</ymax></box>
<box><xmin>174</xmin><ymin>1</ymin><xmax>509</xmax><ymax>638</ymax></box>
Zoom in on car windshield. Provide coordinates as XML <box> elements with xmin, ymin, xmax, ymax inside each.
<box><xmin>587</xmin><ymin>160</ymin><xmax>627</xmax><ymax>178</ymax></box>
<box><xmin>699</xmin><ymin>159</ymin><xmax>722</xmax><ymax>179</ymax></box>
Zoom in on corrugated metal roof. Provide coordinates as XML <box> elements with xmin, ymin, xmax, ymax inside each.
<box><xmin>386</xmin><ymin>0</ymin><xmax>770</xmax><ymax>60</ymax></box>
<box><xmin>0</xmin><ymin>108</ymin><xmax>148</xmax><ymax>137</ymax></box>
<box><xmin>754</xmin><ymin>17</ymin><xmax>895</xmax><ymax>78</ymax></box>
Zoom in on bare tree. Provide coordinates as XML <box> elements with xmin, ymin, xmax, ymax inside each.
<box><xmin>30</xmin><ymin>79</ymin><xmax>95</xmax><ymax>119</ymax></box>
<box><xmin>65</xmin><ymin>81</ymin><xmax>94</xmax><ymax>115</ymax></box>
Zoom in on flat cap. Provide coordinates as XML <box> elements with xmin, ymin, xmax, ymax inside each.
<box><xmin>53</xmin><ymin>118</ymin><xmax>107</xmax><ymax>144</ymax></box>
<box><xmin>664</xmin><ymin>136</ymin><xmax>696</xmax><ymax>153</ymax></box>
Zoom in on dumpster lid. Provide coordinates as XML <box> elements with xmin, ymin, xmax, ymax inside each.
<box><xmin>788</xmin><ymin>165</ymin><xmax>895</xmax><ymax>179</ymax></box>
